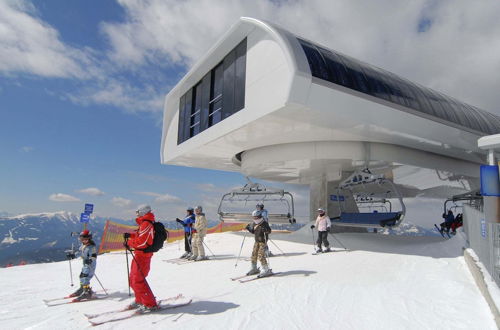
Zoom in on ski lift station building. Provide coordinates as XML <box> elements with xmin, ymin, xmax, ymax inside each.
<box><xmin>161</xmin><ymin>17</ymin><xmax>500</xmax><ymax>222</ymax></box>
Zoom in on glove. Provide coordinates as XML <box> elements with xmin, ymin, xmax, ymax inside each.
<box><xmin>123</xmin><ymin>232</ymin><xmax>131</xmax><ymax>239</ymax></box>
<box><xmin>310</xmin><ymin>225</ymin><xmax>315</xmax><ymax>229</ymax></box>
<box><xmin>123</xmin><ymin>242</ymin><xmax>129</xmax><ymax>249</ymax></box>
<box><xmin>176</xmin><ymin>218</ymin><xmax>182</xmax><ymax>223</ymax></box>
<box><xmin>326</xmin><ymin>227</ymin><xmax>331</xmax><ymax>232</ymax></box>
<box><xmin>245</xmin><ymin>224</ymin><xmax>252</xmax><ymax>232</ymax></box>
<box><xmin>66</xmin><ymin>252</ymin><xmax>76</xmax><ymax>259</ymax></box>
<box><xmin>83</xmin><ymin>259</ymin><xmax>92</xmax><ymax>265</ymax></box>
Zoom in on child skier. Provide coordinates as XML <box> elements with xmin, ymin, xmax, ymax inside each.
<box><xmin>245</xmin><ymin>210</ymin><xmax>272</xmax><ymax>277</ymax></box>
<box><xmin>67</xmin><ymin>230</ymin><xmax>97</xmax><ymax>300</ymax></box>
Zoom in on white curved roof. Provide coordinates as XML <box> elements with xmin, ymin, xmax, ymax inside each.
<box><xmin>161</xmin><ymin>17</ymin><xmax>497</xmax><ymax>186</ymax></box>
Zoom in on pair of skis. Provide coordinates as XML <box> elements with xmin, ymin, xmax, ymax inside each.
<box><xmin>85</xmin><ymin>294</ymin><xmax>192</xmax><ymax>326</ymax></box>
<box><xmin>230</xmin><ymin>271</ymin><xmax>281</xmax><ymax>283</ymax></box>
<box><xmin>43</xmin><ymin>292</ymin><xmax>105</xmax><ymax>306</ymax></box>
<box><xmin>163</xmin><ymin>257</ymin><xmax>210</xmax><ymax>265</ymax></box>
<box><xmin>434</xmin><ymin>224</ymin><xmax>451</xmax><ymax>238</ymax></box>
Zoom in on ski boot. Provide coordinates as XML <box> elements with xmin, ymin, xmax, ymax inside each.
<box><xmin>138</xmin><ymin>304</ymin><xmax>160</xmax><ymax>314</ymax></box>
<box><xmin>127</xmin><ymin>301</ymin><xmax>142</xmax><ymax>310</ymax></box>
<box><xmin>188</xmin><ymin>254</ymin><xmax>198</xmax><ymax>261</ymax></box>
<box><xmin>246</xmin><ymin>263</ymin><xmax>260</xmax><ymax>276</ymax></box>
<box><xmin>196</xmin><ymin>255</ymin><xmax>208</xmax><ymax>261</ymax></box>
<box><xmin>315</xmin><ymin>247</ymin><xmax>323</xmax><ymax>253</ymax></box>
<box><xmin>258</xmin><ymin>265</ymin><xmax>273</xmax><ymax>277</ymax></box>
<box><xmin>180</xmin><ymin>252</ymin><xmax>189</xmax><ymax>259</ymax></box>
<box><xmin>324</xmin><ymin>246</ymin><xmax>331</xmax><ymax>253</ymax></box>
<box><xmin>74</xmin><ymin>285</ymin><xmax>93</xmax><ymax>301</ymax></box>
<box><xmin>69</xmin><ymin>285</ymin><xmax>83</xmax><ymax>297</ymax></box>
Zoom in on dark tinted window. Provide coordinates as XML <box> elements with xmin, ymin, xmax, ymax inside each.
<box><xmin>199</xmin><ymin>73</ymin><xmax>210</xmax><ymax>132</ymax></box>
<box><xmin>222</xmin><ymin>49</ymin><xmax>235</xmax><ymax>120</ymax></box>
<box><xmin>234</xmin><ymin>39</ymin><xmax>247</xmax><ymax>112</ymax></box>
<box><xmin>178</xmin><ymin>39</ymin><xmax>247</xmax><ymax>144</ymax></box>
<box><xmin>209</xmin><ymin>64</ymin><xmax>223</xmax><ymax>126</ymax></box>
<box><xmin>298</xmin><ymin>37</ymin><xmax>500</xmax><ymax>134</ymax></box>
<box><xmin>190</xmin><ymin>83</ymin><xmax>202</xmax><ymax>137</ymax></box>
<box><xmin>177</xmin><ymin>94</ymin><xmax>186</xmax><ymax>144</ymax></box>
<box><xmin>301</xmin><ymin>41</ymin><xmax>329</xmax><ymax>81</ymax></box>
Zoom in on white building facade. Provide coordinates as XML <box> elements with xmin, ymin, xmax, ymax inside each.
<box><xmin>161</xmin><ymin>18</ymin><xmax>500</xmax><ymax>221</ymax></box>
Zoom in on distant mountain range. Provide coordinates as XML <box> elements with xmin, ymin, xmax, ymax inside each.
<box><xmin>0</xmin><ymin>211</ymin><xmax>133</xmax><ymax>267</ymax></box>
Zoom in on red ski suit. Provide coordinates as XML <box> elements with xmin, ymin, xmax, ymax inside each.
<box><xmin>128</xmin><ymin>212</ymin><xmax>157</xmax><ymax>307</ymax></box>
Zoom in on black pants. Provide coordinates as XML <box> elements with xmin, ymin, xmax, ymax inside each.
<box><xmin>440</xmin><ymin>222</ymin><xmax>452</xmax><ymax>232</ymax></box>
<box><xmin>184</xmin><ymin>232</ymin><xmax>192</xmax><ymax>252</ymax></box>
<box><xmin>317</xmin><ymin>231</ymin><xmax>329</xmax><ymax>248</ymax></box>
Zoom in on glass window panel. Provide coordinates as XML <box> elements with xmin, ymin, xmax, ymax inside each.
<box><xmin>209</xmin><ymin>99</ymin><xmax>222</xmax><ymax>126</ymax></box>
<box><xmin>360</xmin><ymin>66</ymin><xmax>392</xmax><ymax>102</ymax></box>
<box><xmin>234</xmin><ymin>38</ymin><xmax>247</xmax><ymax>112</ymax></box>
<box><xmin>384</xmin><ymin>73</ymin><xmax>421</xmax><ymax>110</ymax></box>
<box><xmin>184</xmin><ymin>89</ymin><xmax>193</xmax><ymax>141</ymax></box>
<box><xmin>298</xmin><ymin>39</ymin><xmax>330</xmax><ymax>81</ymax></box>
<box><xmin>200</xmin><ymin>73</ymin><xmax>210</xmax><ymax>132</ymax></box>
<box><xmin>177</xmin><ymin>94</ymin><xmax>186</xmax><ymax>144</ymax></box>
<box><xmin>336</xmin><ymin>54</ymin><xmax>371</xmax><ymax>94</ymax></box>
<box><xmin>317</xmin><ymin>46</ymin><xmax>353</xmax><ymax>87</ymax></box>
<box><xmin>222</xmin><ymin>50</ymin><xmax>235</xmax><ymax>119</ymax></box>
<box><xmin>405</xmin><ymin>82</ymin><xmax>436</xmax><ymax>117</ymax></box>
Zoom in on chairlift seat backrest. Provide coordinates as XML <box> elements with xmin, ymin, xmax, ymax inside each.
<box><xmin>332</xmin><ymin>212</ymin><xmax>402</xmax><ymax>228</ymax></box>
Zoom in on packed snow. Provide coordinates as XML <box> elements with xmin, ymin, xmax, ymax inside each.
<box><xmin>0</xmin><ymin>228</ymin><xmax>496</xmax><ymax>329</ymax></box>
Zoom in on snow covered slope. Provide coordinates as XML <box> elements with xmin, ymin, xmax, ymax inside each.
<box><xmin>0</xmin><ymin>232</ymin><xmax>495</xmax><ymax>329</ymax></box>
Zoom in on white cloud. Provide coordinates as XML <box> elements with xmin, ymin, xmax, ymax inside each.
<box><xmin>19</xmin><ymin>146</ymin><xmax>33</xmax><ymax>153</ymax></box>
<box><xmin>77</xmin><ymin>187</ymin><xmax>105</xmax><ymax>196</ymax></box>
<box><xmin>2</xmin><ymin>0</ymin><xmax>500</xmax><ymax>117</ymax></box>
<box><xmin>101</xmin><ymin>0</ymin><xmax>500</xmax><ymax>114</ymax></box>
<box><xmin>0</xmin><ymin>1</ymin><xmax>88</xmax><ymax>78</ymax></box>
<box><xmin>137</xmin><ymin>191</ymin><xmax>181</xmax><ymax>204</ymax></box>
<box><xmin>111</xmin><ymin>197</ymin><xmax>133</xmax><ymax>207</ymax></box>
<box><xmin>66</xmin><ymin>77</ymin><xmax>166</xmax><ymax>114</ymax></box>
<box><xmin>49</xmin><ymin>193</ymin><xmax>80</xmax><ymax>202</ymax></box>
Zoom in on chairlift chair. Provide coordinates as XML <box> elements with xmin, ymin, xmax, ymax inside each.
<box><xmin>217</xmin><ymin>179</ymin><xmax>295</xmax><ymax>224</ymax></box>
<box><xmin>332</xmin><ymin>169</ymin><xmax>406</xmax><ymax>228</ymax></box>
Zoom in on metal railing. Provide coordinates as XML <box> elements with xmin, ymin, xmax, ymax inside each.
<box><xmin>463</xmin><ymin>205</ymin><xmax>500</xmax><ymax>287</ymax></box>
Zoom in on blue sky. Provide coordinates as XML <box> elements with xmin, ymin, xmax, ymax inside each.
<box><xmin>1</xmin><ymin>0</ymin><xmax>499</xmax><ymax>221</ymax></box>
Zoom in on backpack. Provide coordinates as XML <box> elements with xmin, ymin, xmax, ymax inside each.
<box><xmin>142</xmin><ymin>221</ymin><xmax>169</xmax><ymax>253</ymax></box>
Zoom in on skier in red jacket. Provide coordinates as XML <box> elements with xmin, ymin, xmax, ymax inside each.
<box><xmin>123</xmin><ymin>205</ymin><xmax>159</xmax><ymax>312</ymax></box>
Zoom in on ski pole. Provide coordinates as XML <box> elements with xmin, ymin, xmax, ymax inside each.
<box><xmin>93</xmin><ymin>273</ymin><xmax>108</xmax><ymax>296</ymax></box>
<box><xmin>68</xmin><ymin>242</ymin><xmax>74</xmax><ymax>287</ymax></box>
<box><xmin>202</xmin><ymin>240</ymin><xmax>216</xmax><ymax>257</ymax></box>
<box><xmin>268</xmin><ymin>238</ymin><xmax>286</xmax><ymax>256</ymax></box>
<box><xmin>175</xmin><ymin>222</ymin><xmax>181</xmax><ymax>251</ymax></box>
<box><xmin>328</xmin><ymin>231</ymin><xmax>348</xmax><ymax>250</ymax></box>
<box><xmin>125</xmin><ymin>241</ymin><xmax>131</xmax><ymax>297</ymax></box>
<box><xmin>234</xmin><ymin>232</ymin><xmax>247</xmax><ymax>267</ymax></box>
<box><xmin>68</xmin><ymin>256</ymin><xmax>74</xmax><ymax>287</ymax></box>
<box><xmin>311</xmin><ymin>227</ymin><xmax>316</xmax><ymax>246</ymax></box>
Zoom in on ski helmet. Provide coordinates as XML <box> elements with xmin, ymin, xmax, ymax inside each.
<box><xmin>195</xmin><ymin>205</ymin><xmax>203</xmax><ymax>212</ymax></box>
<box><xmin>187</xmin><ymin>207</ymin><xmax>194</xmax><ymax>212</ymax></box>
<box><xmin>80</xmin><ymin>230</ymin><xmax>92</xmax><ymax>239</ymax></box>
<box><xmin>256</xmin><ymin>203</ymin><xmax>264</xmax><ymax>209</ymax></box>
<box><xmin>136</xmin><ymin>205</ymin><xmax>151</xmax><ymax>216</ymax></box>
